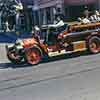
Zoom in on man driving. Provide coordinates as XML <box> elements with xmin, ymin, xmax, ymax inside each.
<box><xmin>48</xmin><ymin>16</ymin><xmax>66</xmax><ymax>34</ymax></box>
<box><xmin>48</xmin><ymin>16</ymin><xmax>64</xmax><ymax>28</ymax></box>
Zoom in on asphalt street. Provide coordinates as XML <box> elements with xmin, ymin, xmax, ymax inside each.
<box><xmin>0</xmin><ymin>43</ymin><xmax>100</xmax><ymax>100</ymax></box>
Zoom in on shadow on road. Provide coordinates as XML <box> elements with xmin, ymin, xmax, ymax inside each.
<box><xmin>0</xmin><ymin>51</ymin><xmax>93</xmax><ymax>69</ymax></box>
<box><xmin>0</xmin><ymin>62</ymin><xmax>30</xmax><ymax>69</ymax></box>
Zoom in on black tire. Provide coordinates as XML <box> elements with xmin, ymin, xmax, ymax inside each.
<box><xmin>87</xmin><ymin>36</ymin><xmax>100</xmax><ymax>54</ymax></box>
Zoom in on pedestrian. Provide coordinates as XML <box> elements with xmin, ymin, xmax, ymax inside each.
<box><xmin>13</xmin><ymin>0</ymin><xmax>23</xmax><ymax>31</ymax></box>
<box><xmin>5</xmin><ymin>20</ymin><xmax>10</xmax><ymax>32</ymax></box>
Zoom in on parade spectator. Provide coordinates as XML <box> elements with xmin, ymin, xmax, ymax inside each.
<box><xmin>5</xmin><ymin>21</ymin><xmax>10</xmax><ymax>32</ymax></box>
<box><xmin>13</xmin><ymin>0</ymin><xmax>23</xmax><ymax>31</ymax></box>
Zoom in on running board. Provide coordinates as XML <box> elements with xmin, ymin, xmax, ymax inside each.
<box><xmin>48</xmin><ymin>48</ymin><xmax>87</xmax><ymax>57</ymax></box>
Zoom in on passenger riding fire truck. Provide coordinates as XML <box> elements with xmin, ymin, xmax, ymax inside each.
<box><xmin>6</xmin><ymin>21</ymin><xmax>100</xmax><ymax>65</ymax></box>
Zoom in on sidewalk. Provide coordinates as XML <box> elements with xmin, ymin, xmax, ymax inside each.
<box><xmin>0</xmin><ymin>31</ymin><xmax>31</xmax><ymax>43</ymax></box>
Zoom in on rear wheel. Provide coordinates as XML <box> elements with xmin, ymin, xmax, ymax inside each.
<box><xmin>25</xmin><ymin>48</ymin><xmax>42</xmax><ymax>65</ymax></box>
<box><xmin>88</xmin><ymin>36</ymin><xmax>100</xmax><ymax>54</ymax></box>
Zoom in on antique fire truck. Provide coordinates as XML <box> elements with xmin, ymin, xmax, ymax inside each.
<box><xmin>6</xmin><ymin>22</ymin><xmax>100</xmax><ymax>65</ymax></box>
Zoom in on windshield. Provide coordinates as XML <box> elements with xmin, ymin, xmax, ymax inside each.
<box><xmin>39</xmin><ymin>27</ymin><xmax>57</xmax><ymax>44</ymax></box>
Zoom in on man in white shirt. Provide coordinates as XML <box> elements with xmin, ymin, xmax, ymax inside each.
<box><xmin>48</xmin><ymin>16</ymin><xmax>64</xmax><ymax>28</ymax></box>
<box><xmin>48</xmin><ymin>16</ymin><xmax>66</xmax><ymax>35</ymax></box>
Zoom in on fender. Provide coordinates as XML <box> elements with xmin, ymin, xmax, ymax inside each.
<box><xmin>24</xmin><ymin>44</ymin><xmax>43</xmax><ymax>58</ymax></box>
<box><xmin>86</xmin><ymin>32</ymin><xmax>100</xmax><ymax>41</ymax></box>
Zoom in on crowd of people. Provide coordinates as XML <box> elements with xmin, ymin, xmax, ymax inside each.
<box><xmin>0</xmin><ymin>2</ymin><xmax>100</xmax><ymax>33</ymax></box>
<box><xmin>78</xmin><ymin>7</ymin><xmax>100</xmax><ymax>24</ymax></box>
<box><xmin>0</xmin><ymin>0</ymin><xmax>23</xmax><ymax>32</ymax></box>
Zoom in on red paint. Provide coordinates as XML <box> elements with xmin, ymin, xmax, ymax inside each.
<box><xmin>23</xmin><ymin>38</ymin><xmax>38</xmax><ymax>48</ymax></box>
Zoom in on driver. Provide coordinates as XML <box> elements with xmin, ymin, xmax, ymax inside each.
<box><xmin>48</xmin><ymin>16</ymin><xmax>64</xmax><ymax>28</ymax></box>
<box><xmin>48</xmin><ymin>16</ymin><xmax>65</xmax><ymax>33</ymax></box>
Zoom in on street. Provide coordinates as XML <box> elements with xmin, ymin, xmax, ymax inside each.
<box><xmin>0</xmin><ymin>43</ymin><xmax>100</xmax><ymax>100</ymax></box>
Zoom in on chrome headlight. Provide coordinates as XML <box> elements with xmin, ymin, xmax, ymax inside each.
<box><xmin>15</xmin><ymin>39</ymin><xmax>24</xmax><ymax>49</ymax></box>
<box><xmin>15</xmin><ymin>39</ymin><xmax>24</xmax><ymax>46</ymax></box>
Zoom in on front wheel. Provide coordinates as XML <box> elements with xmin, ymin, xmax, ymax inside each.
<box><xmin>87</xmin><ymin>36</ymin><xmax>100</xmax><ymax>54</ymax></box>
<box><xmin>25</xmin><ymin>48</ymin><xmax>42</xmax><ymax>65</ymax></box>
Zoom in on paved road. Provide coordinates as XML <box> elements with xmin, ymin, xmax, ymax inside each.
<box><xmin>0</xmin><ymin>43</ymin><xmax>100</xmax><ymax>100</ymax></box>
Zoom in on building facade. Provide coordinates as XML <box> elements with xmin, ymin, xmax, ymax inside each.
<box><xmin>33</xmin><ymin>0</ymin><xmax>99</xmax><ymax>25</ymax></box>
<box><xmin>34</xmin><ymin>0</ymin><xmax>64</xmax><ymax>25</ymax></box>
<box><xmin>21</xmin><ymin>0</ymin><xmax>34</xmax><ymax>31</ymax></box>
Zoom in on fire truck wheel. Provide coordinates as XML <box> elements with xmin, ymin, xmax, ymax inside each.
<box><xmin>88</xmin><ymin>36</ymin><xmax>100</xmax><ymax>54</ymax></box>
<box><xmin>25</xmin><ymin>47</ymin><xmax>42</xmax><ymax>65</ymax></box>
